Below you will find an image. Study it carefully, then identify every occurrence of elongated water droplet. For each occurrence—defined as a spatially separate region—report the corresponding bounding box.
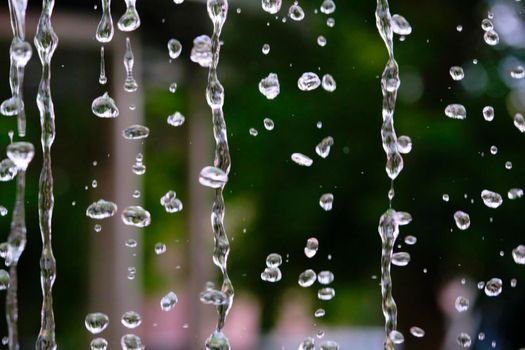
[392,252,410,266]
[318,287,335,301]
[92,92,119,118]
[484,278,502,297]
[0,270,10,290]
[455,296,469,312]
[259,73,280,99]
[298,72,321,91]
[160,190,183,213]
[483,106,494,121]
[120,334,144,350]
[190,35,212,67]
[514,113,525,132]
[123,125,149,140]
[391,14,412,35]
[319,193,334,211]
[316,136,334,158]
[511,66,525,79]
[410,326,425,338]
[160,291,178,311]
[288,4,305,21]
[454,211,470,230]
[261,0,282,14]
[199,166,228,188]
[298,269,316,287]
[167,38,182,59]
[449,66,465,81]
[304,238,319,258]
[445,104,467,120]
[86,200,118,219]
[7,141,34,171]
[121,311,141,329]
[167,112,185,127]
[96,0,114,43]
[318,270,334,285]
[123,38,138,92]
[91,337,108,350]
[481,189,503,208]
[291,153,313,166]
[117,0,141,32]
[512,245,525,264]
[321,74,336,92]
[121,206,151,227]
[99,46,107,85]
[85,313,109,334]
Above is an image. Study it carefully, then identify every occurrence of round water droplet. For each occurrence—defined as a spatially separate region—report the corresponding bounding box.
[160,191,183,213]
[262,43,270,55]
[266,253,282,267]
[0,269,9,290]
[327,17,335,27]
[304,237,319,258]
[320,0,336,14]
[511,66,525,79]
[85,313,109,334]
[259,73,280,100]
[483,106,494,121]
[160,291,178,311]
[392,252,411,266]
[410,326,425,338]
[321,74,336,92]
[120,334,144,350]
[455,296,469,312]
[318,287,335,301]
[484,278,502,297]
[92,92,119,118]
[261,0,282,14]
[169,82,178,93]
[397,135,412,154]
[514,113,525,132]
[205,331,231,350]
[121,206,151,227]
[319,193,334,211]
[389,330,405,344]
[454,211,470,230]
[512,245,525,264]
[121,311,141,329]
[314,308,326,317]
[291,153,313,167]
[249,128,258,136]
[317,35,327,47]
[445,104,467,120]
[167,111,185,127]
[318,270,334,285]
[261,267,282,282]
[199,166,228,188]
[404,235,417,245]
[484,29,499,46]
[442,194,450,202]
[481,189,503,208]
[298,72,321,91]
[391,14,412,35]
[125,239,137,248]
[7,142,34,171]
[457,333,472,348]
[86,200,118,220]
[91,337,108,350]
[481,18,493,31]
[288,4,305,21]
[263,118,274,130]
[94,224,102,233]
[298,269,317,287]
[123,125,149,140]
[167,38,182,59]
[0,206,8,217]
[155,242,167,255]
[449,66,465,81]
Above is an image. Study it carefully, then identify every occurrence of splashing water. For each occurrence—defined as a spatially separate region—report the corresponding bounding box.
[199,0,234,348]
[34,1,59,348]
[1,0,32,137]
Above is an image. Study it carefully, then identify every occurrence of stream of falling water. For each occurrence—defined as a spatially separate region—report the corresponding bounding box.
[34,0,58,348]
[201,0,234,348]
[375,0,412,349]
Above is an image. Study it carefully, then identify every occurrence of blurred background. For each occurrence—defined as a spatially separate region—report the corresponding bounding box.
[1,0,525,349]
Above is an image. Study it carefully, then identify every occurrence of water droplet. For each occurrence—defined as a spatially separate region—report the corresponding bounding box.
[91,337,108,350]
[117,0,141,32]
[457,333,472,348]
[121,206,151,227]
[199,166,228,188]
[86,200,118,219]
[315,136,334,158]
[511,66,525,80]
[445,104,467,120]
[261,0,282,14]
[160,190,183,213]
[481,189,503,208]
[321,74,336,92]
[291,153,313,166]
[259,73,280,99]
[190,35,212,67]
[512,245,525,264]
[514,113,525,132]
[261,267,282,282]
[327,17,335,27]
[304,238,319,258]
[508,188,523,200]
[484,278,502,297]
[389,330,405,344]
[0,159,17,182]
[125,239,137,248]
[397,135,412,154]
[320,0,336,14]
[299,337,315,350]
[319,193,334,211]
[317,35,327,47]
[120,334,144,350]
[160,291,178,311]
[288,4,305,21]
[249,128,258,136]
[454,211,471,230]
[123,38,138,92]
[92,92,119,118]
[484,29,499,46]
[167,38,182,59]
[392,252,411,266]
[266,253,282,267]
[167,111,186,127]
[123,125,149,140]
[404,235,417,245]
[391,14,412,35]
[85,313,109,334]
[481,18,494,31]
[263,118,274,130]
[455,296,469,312]
[121,311,141,329]
[155,242,167,255]
[298,269,317,287]
[96,0,114,43]
[94,224,102,232]
[482,106,494,121]
[169,82,178,93]
[262,43,270,55]
[456,25,463,32]
[205,331,231,350]
[410,326,425,338]
[319,340,340,350]
[0,206,8,217]
[442,194,450,202]
[314,308,326,317]
[298,72,321,91]
[7,142,35,171]
[449,66,465,81]
[318,287,335,300]
[318,270,334,285]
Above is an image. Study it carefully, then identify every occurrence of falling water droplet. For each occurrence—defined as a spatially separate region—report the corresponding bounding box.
[512,245,525,264]
[288,4,305,21]
[84,313,109,334]
[318,270,334,285]
[511,66,525,79]
[298,269,317,287]
[261,0,282,14]
[316,137,334,158]
[404,235,417,245]
[205,331,231,350]
[259,73,280,99]
[249,128,258,136]
[457,333,472,348]
[299,337,315,350]
[92,92,119,118]
[455,296,469,312]
[190,35,212,67]
[96,0,114,42]
[298,72,321,91]
[155,243,166,255]
[121,311,141,329]
[7,142,35,171]
[86,200,117,219]
[261,43,270,55]
[397,135,412,154]
[508,188,523,200]
[484,278,502,297]
[169,82,178,93]
[483,106,494,121]
[291,153,313,167]
[318,287,335,300]
[514,113,525,132]
[410,327,425,338]
[160,191,183,213]
[319,193,334,211]
[320,0,336,14]
[0,159,17,182]
[319,340,340,350]
[160,291,178,311]
[392,252,411,266]
[91,337,108,350]
[327,17,335,27]
[481,18,493,31]
[321,74,336,92]
[389,331,405,344]
[199,166,228,188]
[481,190,503,208]
[167,112,186,127]
[117,0,141,32]
[121,206,151,227]
[449,66,465,81]
[200,287,228,305]
[0,206,8,217]
[0,270,10,290]
[317,35,327,47]
[99,46,107,85]
[123,125,149,140]
[167,38,182,59]
[445,104,467,120]
[454,211,470,230]
[304,238,319,258]
[120,334,144,350]
[263,118,274,130]
[483,30,499,46]
[123,38,138,92]
[390,14,412,35]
